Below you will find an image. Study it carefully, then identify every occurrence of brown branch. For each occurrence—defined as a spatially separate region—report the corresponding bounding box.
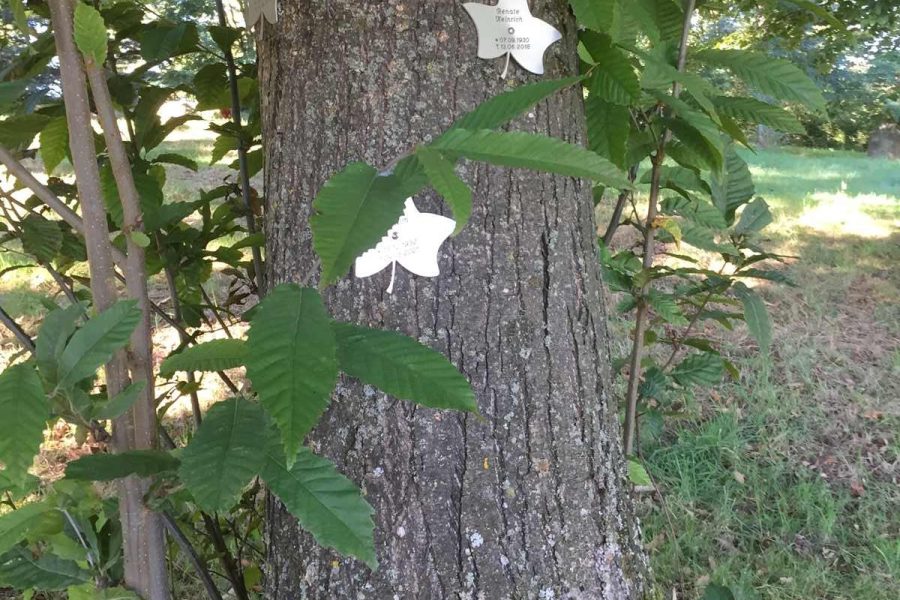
[214,0,265,297]
[161,512,225,600]
[623,0,697,457]
[0,304,34,353]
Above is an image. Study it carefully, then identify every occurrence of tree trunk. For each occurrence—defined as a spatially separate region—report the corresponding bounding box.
[258,1,647,598]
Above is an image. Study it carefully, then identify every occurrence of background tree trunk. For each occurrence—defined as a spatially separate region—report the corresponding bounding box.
[258,1,647,598]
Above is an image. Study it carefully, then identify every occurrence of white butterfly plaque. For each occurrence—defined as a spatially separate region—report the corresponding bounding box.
[355,199,456,293]
[463,0,562,77]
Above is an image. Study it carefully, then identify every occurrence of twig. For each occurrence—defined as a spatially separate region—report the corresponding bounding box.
[161,512,225,600]
[0,304,34,353]
[214,0,265,297]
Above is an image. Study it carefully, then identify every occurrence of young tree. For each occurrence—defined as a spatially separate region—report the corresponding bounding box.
[257,2,646,597]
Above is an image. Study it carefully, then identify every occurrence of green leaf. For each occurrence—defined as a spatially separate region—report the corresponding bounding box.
[646,290,689,326]
[446,76,583,134]
[262,443,376,568]
[0,502,56,556]
[642,166,710,198]
[416,147,472,235]
[661,195,727,229]
[570,0,615,32]
[0,81,27,115]
[207,25,242,53]
[73,4,107,65]
[0,549,89,591]
[160,339,248,377]
[65,450,179,481]
[20,214,63,264]
[333,322,477,413]
[734,197,772,235]
[680,222,739,255]
[0,114,49,151]
[637,0,683,42]
[35,305,83,384]
[433,129,631,188]
[57,300,141,389]
[129,231,151,248]
[93,380,145,420]
[695,50,826,113]
[0,364,47,483]
[140,22,199,63]
[311,161,425,286]
[663,116,724,172]
[733,283,771,352]
[585,96,629,168]
[588,40,640,105]
[67,584,141,600]
[627,458,652,486]
[39,118,69,175]
[671,352,724,387]
[710,145,754,223]
[246,285,338,462]
[712,96,804,134]
[701,583,736,600]
[180,399,267,511]
[152,152,198,171]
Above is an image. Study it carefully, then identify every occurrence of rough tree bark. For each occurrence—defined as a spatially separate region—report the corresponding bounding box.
[258,1,647,598]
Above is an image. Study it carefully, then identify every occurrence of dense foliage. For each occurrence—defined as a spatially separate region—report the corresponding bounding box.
[0,0,850,598]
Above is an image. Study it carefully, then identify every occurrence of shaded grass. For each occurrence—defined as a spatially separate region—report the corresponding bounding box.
[635,148,899,599]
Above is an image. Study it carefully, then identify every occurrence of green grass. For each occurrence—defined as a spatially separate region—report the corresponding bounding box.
[638,148,899,599]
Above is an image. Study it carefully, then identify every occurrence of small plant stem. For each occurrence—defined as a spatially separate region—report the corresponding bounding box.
[603,166,638,245]
[622,0,696,457]
[0,304,34,352]
[661,263,728,371]
[161,512,225,600]
[213,0,266,297]
[199,286,235,339]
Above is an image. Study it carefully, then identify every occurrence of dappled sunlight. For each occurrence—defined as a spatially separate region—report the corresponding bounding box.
[794,191,898,239]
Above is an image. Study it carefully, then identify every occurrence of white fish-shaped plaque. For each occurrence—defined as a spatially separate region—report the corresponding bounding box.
[463,0,562,77]
[355,199,455,293]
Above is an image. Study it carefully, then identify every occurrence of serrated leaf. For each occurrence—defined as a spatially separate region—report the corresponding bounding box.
[733,283,771,351]
[446,76,583,134]
[585,96,629,169]
[680,221,739,255]
[0,549,89,590]
[262,442,376,568]
[152,152,198,171]
[333,322,477,413]
[179,399,267,511]
[433,129,631,188]
[20,214,63,264]
[646,290,689,326]
[712,96,804,134]
[35,305,83,384]
[311,161,425,285]
[0,114,49,151]
[588,43,640,106]
[129,231,150,248]
[65,450,179,481]
[140,22,199,63]
[73,4,107,65]
[245,285,338,461]
[734,197,772,235]
[642,166,710,198]
[92,380,145,420]
[627,458,652,486]
[417,147,472,235]
[710,145,754,223]
[160,339,247,377]
[695,50,826,113]
[0,81,27,115]
[671,352,724,386]
[56,300,141,389]
[663,116,724,172]
[39,118,68,175]
[661,196,727,229]
[570,0,615,32]
[0,364,47,483]
[0,502,55,556]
